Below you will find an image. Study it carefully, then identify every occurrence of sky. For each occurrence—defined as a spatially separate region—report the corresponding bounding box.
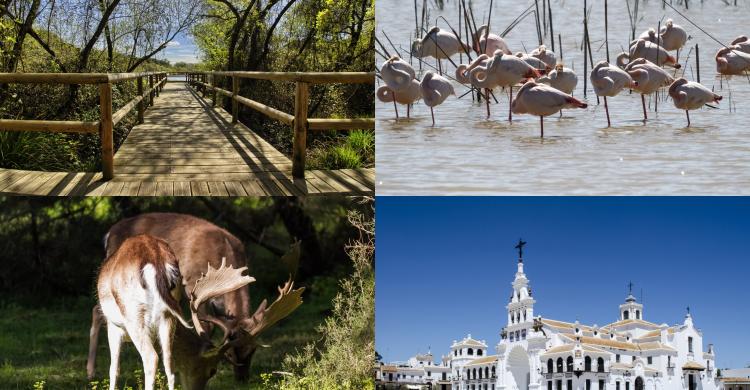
[160,32,200,64]
[375,197,750,369]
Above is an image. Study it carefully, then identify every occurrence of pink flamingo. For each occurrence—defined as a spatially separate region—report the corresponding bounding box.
[590,60,638,127]
[659,19,688,51]
[715,46,750,75]
[473,25,511,55]
[421,71,455,126]
[511,81,587,137]
[412,26,469,75]
[469,50,541,121]
[668,78,722,127]
[377,79,422,118]
[730,36,750,54]
[515,52,551,74]
[379,56,417,118]
[617,40,681,69]
[530,45,557,69]
[625,58,675,120]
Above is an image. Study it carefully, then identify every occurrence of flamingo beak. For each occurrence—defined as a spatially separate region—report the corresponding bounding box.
[630,80,639,88]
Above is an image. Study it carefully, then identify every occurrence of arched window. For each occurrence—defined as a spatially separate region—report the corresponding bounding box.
[468,348,474,356]
[597,357,605,372]
[557,357,564,373]
[485,367,489,378]
[479,368,483,379]
[478,349,484,356]
[636,310,641,320]
[635,377,644,390]
[492,366,496,378]
[454,350,457,356]
[585,356,592,371]
[548,359,554,373]
[567,356,574,372]
[624,311,629,320]
[474,368,477,379]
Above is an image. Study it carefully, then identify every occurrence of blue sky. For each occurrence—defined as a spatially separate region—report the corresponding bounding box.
[375,197,750,369]
[161,32,200,64]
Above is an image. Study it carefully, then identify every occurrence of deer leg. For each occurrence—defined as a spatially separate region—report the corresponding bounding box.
[87,304,105,379]
[106,323,125,390]
[158,317,176,390]
[127,322,159,390]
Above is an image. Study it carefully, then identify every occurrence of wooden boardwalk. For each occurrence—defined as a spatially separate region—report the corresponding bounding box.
[0,82,374,196]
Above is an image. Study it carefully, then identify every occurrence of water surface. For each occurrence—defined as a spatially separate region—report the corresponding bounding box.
[376,0,750,195]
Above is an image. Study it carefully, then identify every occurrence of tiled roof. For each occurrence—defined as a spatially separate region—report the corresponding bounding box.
[465,355,499,366]
[562,334,639,351]
[683,361,706,370]
[722,378,750,383]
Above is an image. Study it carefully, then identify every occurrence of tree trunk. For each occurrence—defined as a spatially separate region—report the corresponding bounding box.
[273,198,323,281]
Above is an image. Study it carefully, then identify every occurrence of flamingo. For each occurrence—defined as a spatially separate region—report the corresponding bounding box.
[379,56,417,118]
[377,79,422,118]
[668,78,722,127]
[659,19,688,51]
[538,63,578,117]
[625,58,675,120]
[469,50,541,121]
[636,28,663,46]
[730,36,750,54]
[715,46,750,75]
[473,25,511,55]
[590,61,638,127]
[455,54,490,84]
[617,40,681,69]
[515,52,551,74]
[412,26,470,74]
[530,45,557,69]
[511,81,587,137]
[421,71,455,126]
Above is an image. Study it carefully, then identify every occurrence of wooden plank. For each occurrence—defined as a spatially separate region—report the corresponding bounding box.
[292,81,308,178]
[224,181,247,196]
[308,118,374,131]
[101,181,126,196]
[240,180,267,196]
[120,181,141,196]
[138,182,157,196]
[191,181,210,196]
[0,119,99,133]
[207,181,228,196]
[326,170,370,193]
[173,182,192,196]
[35,172,70,195]
[310,170,351,193]
[340,168,375,188]
[156,182,174,196]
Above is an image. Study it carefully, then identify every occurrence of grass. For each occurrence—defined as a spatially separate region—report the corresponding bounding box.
[0,275,340,390]
[307,130,374,170]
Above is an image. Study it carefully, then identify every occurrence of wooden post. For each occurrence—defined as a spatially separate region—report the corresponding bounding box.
[291,81,309,179]
[99,83,114,180]
[149,75,154,106]
[156,75,160,97]
[232,76,239,123]
[137,76,144,124]
[212,74,217,107]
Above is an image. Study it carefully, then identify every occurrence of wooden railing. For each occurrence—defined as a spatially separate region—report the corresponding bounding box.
[186,71,375,178]
[0,71,167,180]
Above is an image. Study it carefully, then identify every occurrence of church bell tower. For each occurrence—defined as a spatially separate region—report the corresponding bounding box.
[504,239,536,343]
[619,282,644,321]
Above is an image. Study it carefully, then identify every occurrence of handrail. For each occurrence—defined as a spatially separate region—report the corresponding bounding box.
[0,71,167,180]
[187,70,375,178]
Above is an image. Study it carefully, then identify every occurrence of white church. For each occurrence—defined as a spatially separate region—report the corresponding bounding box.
[377,241,719,390]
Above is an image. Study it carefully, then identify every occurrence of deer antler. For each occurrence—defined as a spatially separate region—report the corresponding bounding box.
[189,257,255,336]
[239,278,305,339]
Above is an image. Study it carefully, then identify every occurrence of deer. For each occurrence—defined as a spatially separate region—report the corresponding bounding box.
[97,234,304,390]
[88,213,259,381]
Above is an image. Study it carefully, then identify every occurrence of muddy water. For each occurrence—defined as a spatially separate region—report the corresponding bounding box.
[376,0,750,195]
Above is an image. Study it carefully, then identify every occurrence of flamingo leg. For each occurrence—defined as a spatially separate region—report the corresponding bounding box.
[604,96,611,127]
[393,94,399,119]
[485,88,491,119]
[438,59,443,76]
[407,104,410,119]
[508,87,513,122]
[686,110,690,127]
[431,107,435,126]
[641,94,647,121]
[540,116,544,138]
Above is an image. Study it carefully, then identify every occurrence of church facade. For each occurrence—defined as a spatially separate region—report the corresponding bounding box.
[378,243,720,390]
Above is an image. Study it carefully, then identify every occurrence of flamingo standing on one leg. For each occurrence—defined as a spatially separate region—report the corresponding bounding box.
[730,36,750,54]
[456,54,493,117]
[469,50,541,121]
[379,56,417,118]
[511,81,588,137]
[668,78,722,127]
[625,58,675,121]
[377,79,422,118]
[473,25,511,55]
[530,45,557,69]
[420,71,455,126]
[590,61,638,127]
[412,26,470,75]
[515,52,551,75]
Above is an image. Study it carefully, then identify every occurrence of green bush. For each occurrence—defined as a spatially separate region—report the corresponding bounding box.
[323,145,362,169]
[345,130,374,157]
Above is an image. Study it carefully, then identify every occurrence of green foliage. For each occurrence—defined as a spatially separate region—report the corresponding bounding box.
[279,206,375,389]
[307,130,374,170]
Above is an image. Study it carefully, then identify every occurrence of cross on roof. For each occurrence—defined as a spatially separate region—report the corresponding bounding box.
[628,281,634,295]
[515,238,527,261]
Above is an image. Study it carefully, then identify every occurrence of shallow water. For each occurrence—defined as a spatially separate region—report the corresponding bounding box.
[376,0,750,195]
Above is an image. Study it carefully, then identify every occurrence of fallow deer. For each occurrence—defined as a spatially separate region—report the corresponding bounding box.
[88,213,255,381]
[97,234,304,390]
